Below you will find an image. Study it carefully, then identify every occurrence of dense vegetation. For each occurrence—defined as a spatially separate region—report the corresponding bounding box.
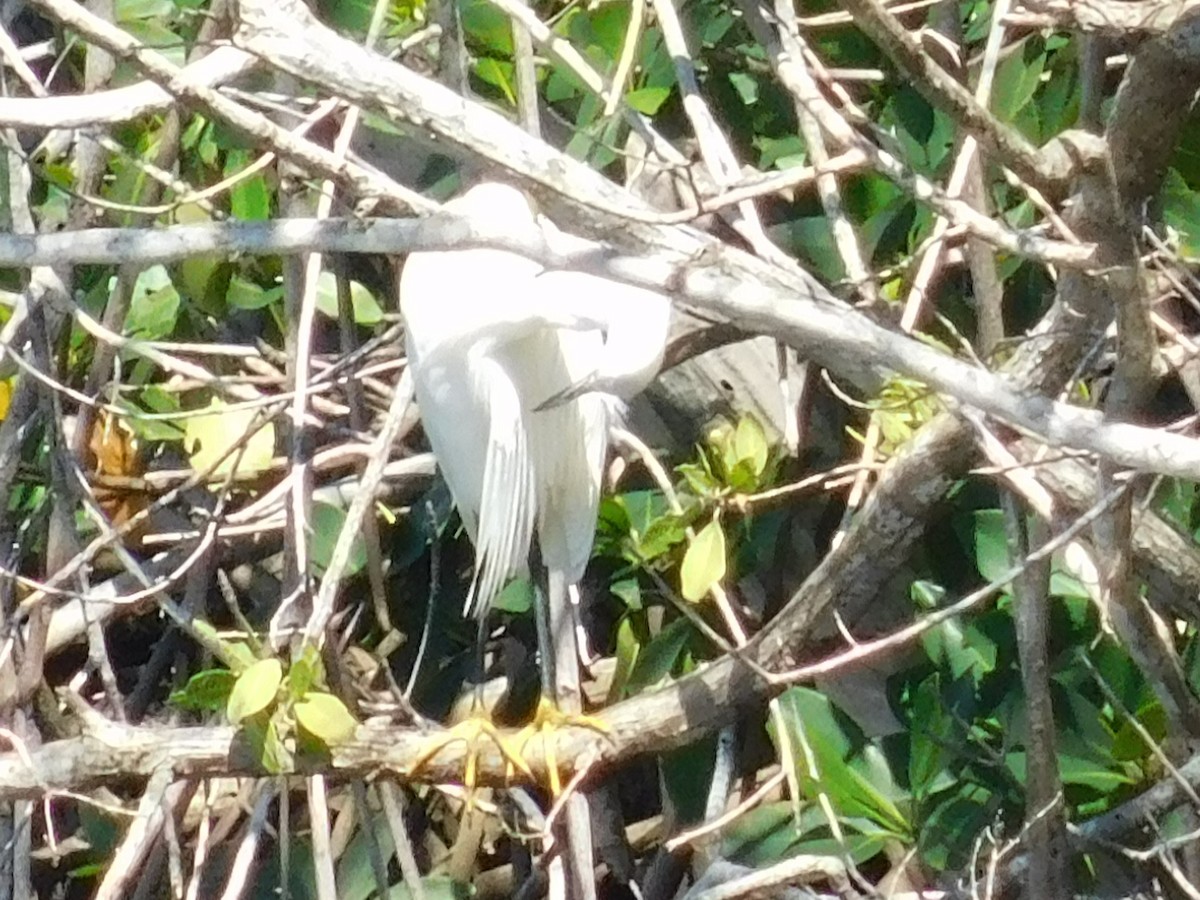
[2,0,1200,897]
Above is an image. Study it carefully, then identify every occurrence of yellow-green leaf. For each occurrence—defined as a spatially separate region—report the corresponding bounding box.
[226,658,283,724]
[184,397,276,477]
[294,692,358,745]
[681,518,727,602]
[734,415,769,478]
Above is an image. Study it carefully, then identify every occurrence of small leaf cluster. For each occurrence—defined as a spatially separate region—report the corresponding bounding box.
[595,415,779,699]
[173,644,358,773]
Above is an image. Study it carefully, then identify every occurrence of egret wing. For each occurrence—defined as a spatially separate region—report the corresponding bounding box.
[463,350,538,617]
[506,328,609,584]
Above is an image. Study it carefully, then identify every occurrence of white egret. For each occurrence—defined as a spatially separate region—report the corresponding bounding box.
[401,182,670,622]
[400,181,669,898]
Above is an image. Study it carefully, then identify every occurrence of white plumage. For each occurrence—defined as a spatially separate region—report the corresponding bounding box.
[399,182,670,617]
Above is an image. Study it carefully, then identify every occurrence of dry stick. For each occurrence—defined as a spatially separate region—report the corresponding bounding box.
[834,0,1014,548]
[1002,495,1071,897]
[1011,0,1200,38]
[509,0,541,138]
[10,214,1200,486]
[308,776,338,900]
[292,0,394,652]
[0,44,256,128]
[771,4,874,299]
[304,370,416,643]
[957,10,1066,896]
[379,783,428,900]
[24,0,433,214]
[93,768,190,900]
[603,0,644,115]
[217,783,277,900]
[0,490,1141,800]
[836,0,1063,195]
[237,0,1093,266]
[654,0,815,455]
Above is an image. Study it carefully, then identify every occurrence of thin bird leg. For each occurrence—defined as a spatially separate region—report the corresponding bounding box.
[522,562,608,899]
[406,609,535,790]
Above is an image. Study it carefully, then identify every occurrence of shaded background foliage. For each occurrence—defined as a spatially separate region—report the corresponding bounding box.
[2,0,1200,897]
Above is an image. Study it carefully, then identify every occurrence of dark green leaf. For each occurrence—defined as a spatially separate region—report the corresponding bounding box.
[169,669,236,712]
[626,617,693,691]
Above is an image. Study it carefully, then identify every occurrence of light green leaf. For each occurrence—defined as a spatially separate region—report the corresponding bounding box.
[493,577,535,614]
[314,271,384,326]
[733,415,769,479]
[287,645,324,699]
[728,71,759,105]
[124,265,180,341]
[244,716,291,773]
[294,692,358,745]
[310,502,368,577]
[226,658,283,724]
[608,615,641,702]
[609,578,642,611]
[227,275,282,311]
[625,87,671,115]
[681,518,726,601]
[184,398,277,476]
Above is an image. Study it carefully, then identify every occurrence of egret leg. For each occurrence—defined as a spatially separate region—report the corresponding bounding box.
[407,614,534,790]
[530,565,600,900]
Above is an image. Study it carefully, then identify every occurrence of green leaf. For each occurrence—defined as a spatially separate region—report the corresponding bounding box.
[243,716,292,773]
[224,151,271,221]
[733,415,769,479]
[677,462,719,498]
[625,87,671,115]
[169,669,236,712]
[309,502,368,577]
[990,38,1046,124]
[638,513,689,561]
[294,692,358,745]
[728,72,759,105]
[287,645,324,699]
[609,578,642,611]
[124,265,180,341]
[129,385,185,442]
[116,0,174,19]
[493,577,535,614]
[227,275,283,311]
[184,397,277,476]
[608,614,641,701]
[474,58,516,105]
[772,688,911,838]
[626,617,692,692]
[314,271,384,326]
[226,657,283,724]
[681,518,726,601]
[972,509,1008,583]
[1163,169,1200,260]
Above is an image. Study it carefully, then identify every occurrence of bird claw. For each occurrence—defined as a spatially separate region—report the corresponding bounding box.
[515,696,611,796]
[408,715,536,797]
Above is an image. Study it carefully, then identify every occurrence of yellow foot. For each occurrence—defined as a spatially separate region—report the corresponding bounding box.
[516,696,610,795]
[408,714,535,794]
